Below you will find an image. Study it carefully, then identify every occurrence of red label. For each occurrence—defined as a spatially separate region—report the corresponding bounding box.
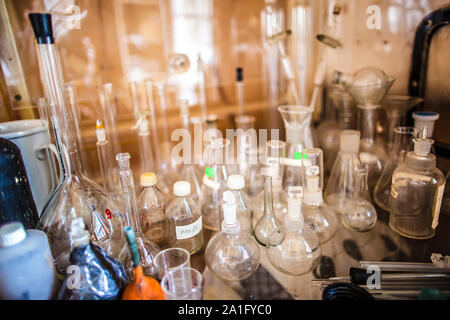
[105,209,112,219]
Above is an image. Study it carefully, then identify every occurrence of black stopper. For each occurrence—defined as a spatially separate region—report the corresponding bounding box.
[236,67,243,82]
[28,13,54,44]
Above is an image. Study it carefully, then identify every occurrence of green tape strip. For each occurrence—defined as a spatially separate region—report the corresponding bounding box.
[205,166,215,178]
[293,152,308,160]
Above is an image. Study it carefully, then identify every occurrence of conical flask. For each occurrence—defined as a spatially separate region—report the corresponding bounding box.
[324,130,362,215]
[266,186,322,275]
[301,148,338,244]
[200,138,230,231]
[116,153,161,278]
[277,105,313,190]
[29,13,126,274]
[374,127,418,211]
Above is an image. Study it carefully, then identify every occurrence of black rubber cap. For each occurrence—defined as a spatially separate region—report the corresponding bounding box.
[236,67,243,82]
[28,13,54,44]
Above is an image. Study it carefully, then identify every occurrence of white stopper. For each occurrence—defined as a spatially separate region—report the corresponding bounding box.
[413,112,439,138]
[340,130,360,153]
[70,217,90,247]
[0,222,26,247]
[227,174,245,190]
[222,191,237,225]
[414,127,434,156]
[287,186,304,224]
[305,165,320,192]
[174,181,191,197]
[139,117,149,134]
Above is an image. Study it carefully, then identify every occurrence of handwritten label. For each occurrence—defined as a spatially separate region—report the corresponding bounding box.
[176,217,202,240]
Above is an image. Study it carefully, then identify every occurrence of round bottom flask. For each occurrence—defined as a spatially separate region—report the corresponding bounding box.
[303,204,337,244]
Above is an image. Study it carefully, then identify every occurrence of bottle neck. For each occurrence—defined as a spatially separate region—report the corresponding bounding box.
[338,107,354,130]
[358,108,377,144]
[263,176,275,218]
[119,169,143,234]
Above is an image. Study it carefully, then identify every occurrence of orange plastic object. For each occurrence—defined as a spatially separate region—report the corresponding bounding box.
[122,266,165,300]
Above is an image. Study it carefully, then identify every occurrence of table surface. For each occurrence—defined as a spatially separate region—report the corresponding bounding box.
[190,206,450,300]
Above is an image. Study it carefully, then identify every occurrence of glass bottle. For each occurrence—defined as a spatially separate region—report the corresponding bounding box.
[278,105,313,190]
[29,13,126,274]
[200,138,229,231]
[220,175,253,235]
[389,128,446,239]
[116,153,161,278]
[244,147,264,197]
[205,191,260,282]
[266,186,322,275]
[96,120,120,196]
[301,148,337,244]
[166,181,204,255]
[254,175,282,246]
[138,172,169,248]
[324,130,362,215]
[374,127,418,211]
[340,166,377,232]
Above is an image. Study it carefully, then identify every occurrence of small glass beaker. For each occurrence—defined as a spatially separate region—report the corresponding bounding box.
[161,267,203,300]
[154,247,191,280]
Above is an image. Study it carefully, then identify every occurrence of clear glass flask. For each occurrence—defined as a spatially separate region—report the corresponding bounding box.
[220,175,253,235]
[200,138,230,231]
[254,175,282,246]
[389,128,446,239]
[205,191,260,282]
[96,120,120,196]
[301,148,338,244]
[374,127,418,211]
[166,181,204,255]
[266,186,322,275]
[324,130,362,215]
[138,172,169,248]
[116,153,161,278]
[278,105,313,190]
[339,166,377,232]
[29,13,126,274]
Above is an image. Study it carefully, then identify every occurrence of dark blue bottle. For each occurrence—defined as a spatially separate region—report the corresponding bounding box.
[0,137,39,228]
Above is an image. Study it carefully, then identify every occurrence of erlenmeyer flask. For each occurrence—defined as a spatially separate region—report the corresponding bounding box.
[200,138,230,231]
[340,166,377,232]
[301,148,337,244]
[374,127,418,211]
[324,130,361,215]
[278,105,313,190]
[116,153,161,278]
[29,13,126,274]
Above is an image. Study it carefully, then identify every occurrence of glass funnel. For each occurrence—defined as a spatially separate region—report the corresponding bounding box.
[29,13,126,274]
[266,186,322,275]
[374,127,418,211]
[116,153,161,278]
[277,105,313,190]
[205,191,260,282]
[382,95,423,152]
[200,138,230,231]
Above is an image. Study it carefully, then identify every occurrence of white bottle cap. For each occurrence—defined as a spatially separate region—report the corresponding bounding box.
[413,111,439,138]
[227,174,245,190]
[340,130,360,153]
[141,172,157,186]
[70,217,90,247]
[222,191,237,225]
[174,181,191,197]
[0,222,26,247]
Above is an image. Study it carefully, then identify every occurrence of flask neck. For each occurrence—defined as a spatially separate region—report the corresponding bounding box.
[358,108,377,144]
[119,168,143,234]
[263,176,275,218]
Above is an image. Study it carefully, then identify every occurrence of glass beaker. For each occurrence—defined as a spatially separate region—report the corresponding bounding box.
[374,127,418,211]
[154,247,191,281]
[278,105,313,190]
[161,267,203,300]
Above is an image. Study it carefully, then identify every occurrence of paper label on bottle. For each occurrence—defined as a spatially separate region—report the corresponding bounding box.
[92,209,107,241]
[203,175,220,190]
[432,183,445,229]
[176,217,202,240]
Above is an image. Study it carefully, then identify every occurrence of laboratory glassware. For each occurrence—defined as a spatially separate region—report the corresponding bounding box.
[220,175,253,235]
[137,172,169,248]
[301,148,337,244]
[122,226,165,300]
[412,111,440,138]
[99,83,121,159]
[205,191,260,282]
[253,140,287,223]
[200,138,230,231]
[154,247,191,280]
[144,80,163,173]
[244,147,264,197]
[116,153,161,278]
[236,67,245,115]
[278,105,313,190]
[96,120,120,196]
[166,181,203,255]
[254,174,282,246]
[339,165,377,232]
[137,116,155,174]
[389,128,446,239]
[266,186,322,275]
[29,13,126,274]
[161,267,203,300]
[235,114,257,179]
[332,66,395,188]
[324,130,362,215]
[374,127,418,211]
[0,222,58,300]
[196,53,208,120]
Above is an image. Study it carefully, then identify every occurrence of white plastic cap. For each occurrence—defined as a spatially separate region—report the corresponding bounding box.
[413,111,439,138]
[0,222,26,247]
[70,217,90,247]
[340,130,360,153]
[174,181,191,197]
[141,172,157,186]
[222,191,237,225]
[227,174,245,190]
